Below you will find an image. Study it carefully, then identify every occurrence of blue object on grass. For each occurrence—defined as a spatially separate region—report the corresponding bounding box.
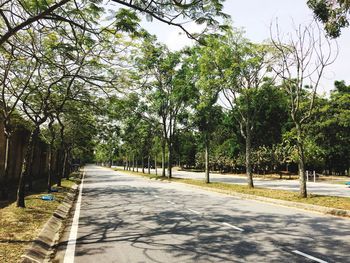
[41,195,54,201]
[345,182,350,185]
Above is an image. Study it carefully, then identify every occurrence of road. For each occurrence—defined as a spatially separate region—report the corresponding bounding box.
[54,165,350,262]
[113,166,350,198]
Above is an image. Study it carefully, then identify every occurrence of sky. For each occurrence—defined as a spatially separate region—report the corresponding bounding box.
[141,0,350,95]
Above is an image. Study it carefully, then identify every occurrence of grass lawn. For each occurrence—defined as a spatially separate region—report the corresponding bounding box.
[113,168,350,212]
[0,173,80,263]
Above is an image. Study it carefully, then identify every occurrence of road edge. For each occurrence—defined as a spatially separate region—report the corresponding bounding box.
[178,182,350,218]
[112,168,350,219]
[20,184,79,263]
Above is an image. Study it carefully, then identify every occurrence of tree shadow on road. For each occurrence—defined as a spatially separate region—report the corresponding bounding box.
[56,172,350,263]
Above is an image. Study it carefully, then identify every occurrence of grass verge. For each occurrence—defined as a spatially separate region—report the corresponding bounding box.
[113,168,350,212]
[0,173,80,263]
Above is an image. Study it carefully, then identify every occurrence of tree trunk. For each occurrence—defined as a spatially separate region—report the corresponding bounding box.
[296,124,307,197]
[142,158,145,174]
[132,154,135,172]
[47,144,53,193]
[161,140,166,177]
[65,149,71,179]
[155,156,157,176]
[55,150,60,185]
[148,155,151,174]
[38,147,43,179]
[246,121,254,188]
[26,145,35,191]
[27,129,39,191]
[47,121,56,193]
[168,143,172,178]
[205,139,210,183]
[60,149,68,186]
[16,131,36,207]
[1,129,11,200]
[136,159,138,172]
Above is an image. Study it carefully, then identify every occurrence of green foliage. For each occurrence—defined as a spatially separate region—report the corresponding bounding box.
[173,130,198,168]
[3,0,347,179]
[250,82,290,147]
[22,0,55,12]
[62,100,98,162]
[308,0,350,37]
[114,9,140,34]
[309,81,350,173]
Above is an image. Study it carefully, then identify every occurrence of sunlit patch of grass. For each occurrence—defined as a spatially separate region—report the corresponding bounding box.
[113,168,350,212]
[66,172,82,185]
[0,176,78,263]
[174,179,350,211]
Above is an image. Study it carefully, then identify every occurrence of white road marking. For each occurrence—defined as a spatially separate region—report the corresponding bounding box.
[187,208,201,215]
[292,250,328,263]
[222,222,244,232]
[167,201,176,205]
[63,172,85,263]
[154,195,159,198]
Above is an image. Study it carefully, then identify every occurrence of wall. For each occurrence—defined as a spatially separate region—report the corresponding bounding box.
[0,120,49,185]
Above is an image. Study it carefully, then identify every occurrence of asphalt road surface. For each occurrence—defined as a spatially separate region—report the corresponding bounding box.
[113,166,350,198]
[54,165,350,263]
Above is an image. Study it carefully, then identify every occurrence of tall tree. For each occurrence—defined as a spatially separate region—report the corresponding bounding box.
[14,17,122,207]
[192,43,223,183]
[0,35,38,199]
[199,29,273,188]
[270,22,337,197]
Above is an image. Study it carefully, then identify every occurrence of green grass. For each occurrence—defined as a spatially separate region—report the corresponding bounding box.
[114,168,350,212]
[0,175,79,263]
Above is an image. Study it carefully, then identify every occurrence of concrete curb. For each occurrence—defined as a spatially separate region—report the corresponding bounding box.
[21,185,79,263]
[112,168,350,219]
[178,183,350,218]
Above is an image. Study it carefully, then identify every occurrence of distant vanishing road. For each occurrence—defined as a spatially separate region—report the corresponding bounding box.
[54,165,350,263]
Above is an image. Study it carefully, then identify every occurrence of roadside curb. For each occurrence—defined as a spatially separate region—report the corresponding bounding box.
[178,183,350,218]
[20,185,79,263]
[112,168,350,219]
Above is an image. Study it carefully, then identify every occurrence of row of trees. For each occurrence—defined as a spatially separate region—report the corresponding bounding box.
[95,22,347,198]
[0,16,103,206]
[100,78,349,176]
[0,0,232,207]
[0,1,152,207]
[0,0,348,206]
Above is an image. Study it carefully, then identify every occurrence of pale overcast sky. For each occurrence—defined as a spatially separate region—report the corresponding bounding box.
[141,0,350,95]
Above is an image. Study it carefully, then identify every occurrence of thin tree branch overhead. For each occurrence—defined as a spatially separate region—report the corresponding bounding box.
[0,0,227,47]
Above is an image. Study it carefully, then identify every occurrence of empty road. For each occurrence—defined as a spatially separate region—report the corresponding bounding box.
[55,165,350,262]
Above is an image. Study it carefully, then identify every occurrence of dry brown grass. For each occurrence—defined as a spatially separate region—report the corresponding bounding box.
[0,177,78,263]
[176,179,350,211]
[114,168,350,211]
